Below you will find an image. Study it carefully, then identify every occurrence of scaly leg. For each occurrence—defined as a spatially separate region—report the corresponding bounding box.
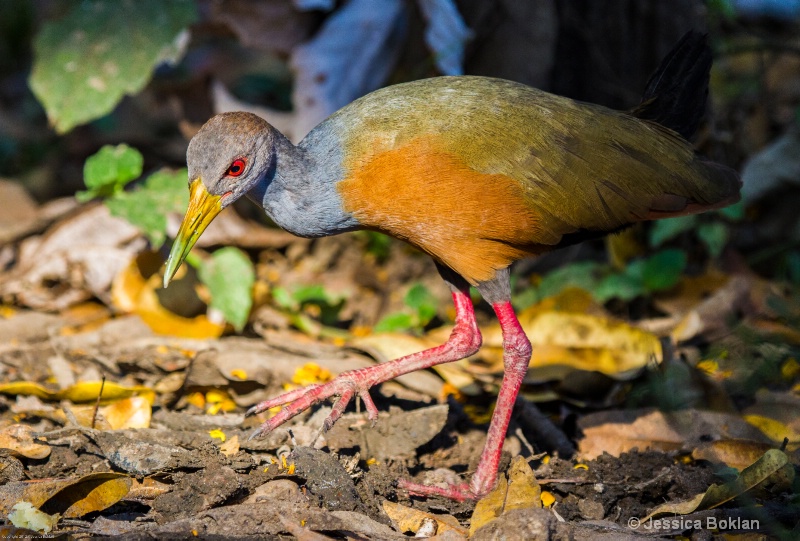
[246,287,481,438]
[399,299,532,501]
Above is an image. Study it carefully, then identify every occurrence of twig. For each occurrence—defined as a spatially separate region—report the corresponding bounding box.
[91,376,106,429]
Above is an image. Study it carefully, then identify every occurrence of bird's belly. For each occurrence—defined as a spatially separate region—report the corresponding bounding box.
[337,138,544,283]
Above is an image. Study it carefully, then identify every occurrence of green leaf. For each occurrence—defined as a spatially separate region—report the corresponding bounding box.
[642,249,687,292]
[594,271,646,303]
[271,287,295,311]
[648,215,697,248]
[404,283,437,325]
[718,200,745,221]
[374,312,414,333]
[198,247,255,332]
[78,144,143,201]
[29,0,196,134]
[292,284,332,305]
[697,222,729,258]
[105,168,188,248]
[537,261,603,301]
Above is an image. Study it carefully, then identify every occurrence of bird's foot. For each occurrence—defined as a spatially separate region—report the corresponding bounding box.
[245,368,381,439]
[397,479,480,502]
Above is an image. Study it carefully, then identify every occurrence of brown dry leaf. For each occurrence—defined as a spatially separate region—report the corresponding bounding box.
[644,449,790,520]
[381,500,467,538]
[0,204,142,311]
[670,275,751,343]
[0,472,132,517]
[127,477,171,500]
[111,257,224,339]
[0,380,155,404]
[578,409,771,459]
[692,440,775,470]
[0,424,51,459]
[101,396,152,430]
[470,456,541,535]
[219,434,240,456]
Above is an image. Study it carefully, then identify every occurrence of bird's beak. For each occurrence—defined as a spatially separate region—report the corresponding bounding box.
[163,178,222,287]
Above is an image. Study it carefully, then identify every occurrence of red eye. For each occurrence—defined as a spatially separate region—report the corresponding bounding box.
[226,159,246,177]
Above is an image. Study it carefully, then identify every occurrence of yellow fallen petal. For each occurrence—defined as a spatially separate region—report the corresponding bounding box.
[208,429,226,442]
[541,491,556,507]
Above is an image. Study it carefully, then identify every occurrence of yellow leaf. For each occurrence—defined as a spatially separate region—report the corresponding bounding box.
[0,381,154,405]
[101,396,151,429]
[230,369,247,380]
[0,472,131,517]
[470,456,541,535]
[208,429,226,442]
[111,256,224,339]
[382,501,467,537]
[644,449,789,520]
[744,414,800,444]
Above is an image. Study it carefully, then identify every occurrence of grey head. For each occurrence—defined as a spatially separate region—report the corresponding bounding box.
[187,111,278,208]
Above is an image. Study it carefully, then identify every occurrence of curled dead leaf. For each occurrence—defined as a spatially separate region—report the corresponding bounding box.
[0,424,51,459]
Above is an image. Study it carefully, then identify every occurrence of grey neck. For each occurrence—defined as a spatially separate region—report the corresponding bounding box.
[247,130,360,238]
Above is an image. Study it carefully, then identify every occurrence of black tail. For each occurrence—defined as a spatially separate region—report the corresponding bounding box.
[630,31,712,140]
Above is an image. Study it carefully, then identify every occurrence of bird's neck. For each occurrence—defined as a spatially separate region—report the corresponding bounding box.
[247,129,360,238]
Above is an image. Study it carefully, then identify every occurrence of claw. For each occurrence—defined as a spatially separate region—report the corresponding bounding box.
[359,390,379,425]
[323,388,354,432]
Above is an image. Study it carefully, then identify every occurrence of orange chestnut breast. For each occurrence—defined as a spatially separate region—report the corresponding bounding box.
[337,136,543,284]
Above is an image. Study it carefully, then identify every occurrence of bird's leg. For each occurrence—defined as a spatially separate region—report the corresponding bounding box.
[246,285,481,438]
[399,298,532,501]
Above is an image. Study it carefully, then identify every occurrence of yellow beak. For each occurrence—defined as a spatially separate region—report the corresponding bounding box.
[163,178,222,287]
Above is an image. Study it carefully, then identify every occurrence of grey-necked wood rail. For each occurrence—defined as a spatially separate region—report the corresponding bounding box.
[163,32,740,501]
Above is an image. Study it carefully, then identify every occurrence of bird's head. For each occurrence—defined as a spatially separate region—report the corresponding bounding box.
[163,112,276,287]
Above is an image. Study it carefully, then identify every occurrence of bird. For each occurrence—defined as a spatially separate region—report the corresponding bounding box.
[163,31,740,501]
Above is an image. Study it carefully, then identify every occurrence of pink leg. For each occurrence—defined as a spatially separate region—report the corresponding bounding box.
[246,289,481,438]
[399,300,532,501]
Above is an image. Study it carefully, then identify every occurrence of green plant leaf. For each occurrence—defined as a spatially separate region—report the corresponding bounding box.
[404,283,437,325]
[648,215,697,248]
[374,312,414,333]
[198,247,255,332]
[642,249,687,292]
[78,144,143,201]
[292,284,331,305]
[105,168,188,248]
[594,271,646,303]
[718,200,745,221]
[697,222,729,258]
[29,0,196,134]
[537,261,603,301]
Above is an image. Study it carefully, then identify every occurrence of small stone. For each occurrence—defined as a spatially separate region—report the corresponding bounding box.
[578,498,605,520]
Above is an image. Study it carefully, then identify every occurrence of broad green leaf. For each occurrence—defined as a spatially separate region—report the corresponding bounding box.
[78,144,143,201]
[648,215,697,247]
[697,222,729,258]
[404,283,437,324]
[374,312,414,333]
[29,0,196,133]
[105,168,188,248]
[537,261,603,301]
[198,247,255,332]
[642,249,686,291]
[292,284,332,305]
[594,271,646,303]
[718,200,745,221]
